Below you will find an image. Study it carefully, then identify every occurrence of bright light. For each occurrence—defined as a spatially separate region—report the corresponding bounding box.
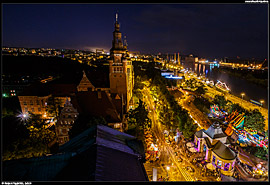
[17,112,30,122]
[166,166,170,171]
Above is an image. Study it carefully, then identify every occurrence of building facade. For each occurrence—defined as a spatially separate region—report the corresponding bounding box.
[108,13,133,113]
[194,122,237,176]
[18,95,67,118]
[55,98,79,145]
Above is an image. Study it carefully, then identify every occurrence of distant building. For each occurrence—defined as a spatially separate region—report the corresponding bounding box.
[3,124,148,181]
[2,84,30,98]
[194,122,237,176]
[183,54,198,63]
[18,83,76,117]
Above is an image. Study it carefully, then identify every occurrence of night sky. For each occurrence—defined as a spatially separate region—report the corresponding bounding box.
[2,3,268,59]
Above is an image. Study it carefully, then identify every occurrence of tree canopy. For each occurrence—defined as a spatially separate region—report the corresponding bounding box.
[245,109,265,133]
[69,114,107,139]
[3,113,56,161]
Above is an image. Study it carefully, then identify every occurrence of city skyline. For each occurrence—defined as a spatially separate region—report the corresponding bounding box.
[2,3,268,59]
[2,3,268,182]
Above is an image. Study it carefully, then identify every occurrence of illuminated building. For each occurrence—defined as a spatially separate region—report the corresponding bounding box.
[108,12,133,112]
[194,122,237,176]
[77,70,97,92]
[18,83,75,117]
[184,54,198,63]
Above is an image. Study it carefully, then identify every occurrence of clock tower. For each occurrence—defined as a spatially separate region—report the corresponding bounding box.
[109,12,133,113]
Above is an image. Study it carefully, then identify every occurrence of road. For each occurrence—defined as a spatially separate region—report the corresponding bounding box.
[142,86,195,181]
[142,85,220,181]
[177,89,211,130]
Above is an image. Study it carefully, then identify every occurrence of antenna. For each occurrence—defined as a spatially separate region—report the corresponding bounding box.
[116,11,118,22]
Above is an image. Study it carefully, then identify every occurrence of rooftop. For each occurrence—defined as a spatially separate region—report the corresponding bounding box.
[3,124,148,181]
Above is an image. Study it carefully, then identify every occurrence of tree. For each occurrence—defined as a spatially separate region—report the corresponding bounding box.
[128,99,149,130]
[2,113,56,161]
[245,109,265,133]
[194,96,211,114]
[69,114,107,139]
[194,85,206,95]
[227,103,246,114]
[213,95,227,110]
[2,115,29,152]
[245,146,268,161]
[182,118,198,139]
[46,96,63,119]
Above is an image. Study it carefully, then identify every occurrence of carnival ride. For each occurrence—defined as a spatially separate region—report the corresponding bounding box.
[210,104,227,118]
[224,111,268,149]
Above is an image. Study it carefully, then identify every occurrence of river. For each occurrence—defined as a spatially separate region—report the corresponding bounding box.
[181,62,268,109]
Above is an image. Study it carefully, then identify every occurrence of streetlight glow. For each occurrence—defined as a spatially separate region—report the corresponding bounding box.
[241,93,245,106]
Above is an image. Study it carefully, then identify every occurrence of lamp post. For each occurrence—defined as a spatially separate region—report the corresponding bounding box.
[241,93,245,106]
[17,112,29,124]
[166,166,170,179]
[260,100,264,111]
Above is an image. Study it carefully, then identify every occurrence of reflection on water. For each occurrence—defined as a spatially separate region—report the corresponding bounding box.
[182,62,268,109]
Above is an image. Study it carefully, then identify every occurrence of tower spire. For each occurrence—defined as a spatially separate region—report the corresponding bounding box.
[116,12,118,22]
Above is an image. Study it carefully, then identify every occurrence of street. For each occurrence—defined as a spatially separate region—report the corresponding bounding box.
[142,85,218,181]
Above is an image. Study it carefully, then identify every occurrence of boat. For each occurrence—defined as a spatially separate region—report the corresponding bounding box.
[250,99,262,106]
[215,80,230,92]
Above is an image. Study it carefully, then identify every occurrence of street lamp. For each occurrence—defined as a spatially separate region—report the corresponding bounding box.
[166,166,170,178]
[241,93,245,106]
[260,100,264,111]
[17,111,30,124]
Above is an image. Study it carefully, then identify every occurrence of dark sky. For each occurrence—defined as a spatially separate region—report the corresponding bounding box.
[2,3,268,59]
